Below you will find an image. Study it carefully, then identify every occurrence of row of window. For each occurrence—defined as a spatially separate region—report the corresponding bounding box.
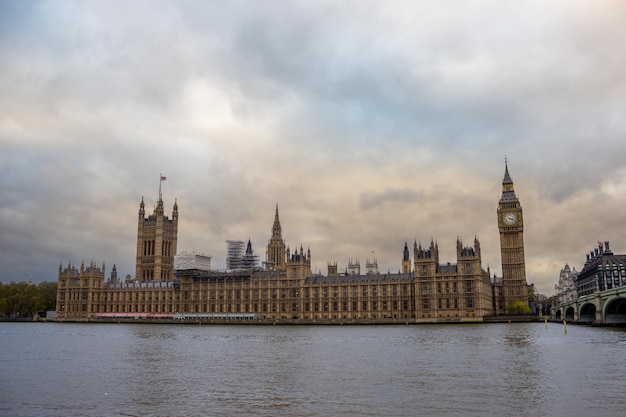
[304,285,410,297]
[304,301,411,312]
[422,298,474,310]
[70,296,476,314]
[421,281,474,293]
[140,239,174,257]
[62,280,480,303]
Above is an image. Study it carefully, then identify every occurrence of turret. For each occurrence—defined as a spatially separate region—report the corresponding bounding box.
[155,196,164,217]
[402,242,411,274]
[414,239,438,276]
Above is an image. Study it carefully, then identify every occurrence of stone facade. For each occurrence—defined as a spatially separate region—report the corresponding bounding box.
[56,164,527,322]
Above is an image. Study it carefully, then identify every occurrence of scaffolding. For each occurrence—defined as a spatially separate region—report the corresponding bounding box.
[226,240,245,270]
[226,240,259,271]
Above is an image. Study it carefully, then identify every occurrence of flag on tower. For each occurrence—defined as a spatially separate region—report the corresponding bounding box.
[161,175,167,181]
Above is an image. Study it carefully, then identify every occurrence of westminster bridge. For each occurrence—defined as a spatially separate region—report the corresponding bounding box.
[554,286,626,325]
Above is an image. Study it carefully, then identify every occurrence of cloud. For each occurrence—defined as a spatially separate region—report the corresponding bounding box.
[1,0,626,295]
[359,188,425,210]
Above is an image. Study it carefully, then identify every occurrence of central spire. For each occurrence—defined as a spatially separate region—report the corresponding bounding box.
[272,203,282,238]
[267,203,287,270]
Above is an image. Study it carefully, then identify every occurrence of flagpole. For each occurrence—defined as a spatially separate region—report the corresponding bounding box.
[158,174,167,201]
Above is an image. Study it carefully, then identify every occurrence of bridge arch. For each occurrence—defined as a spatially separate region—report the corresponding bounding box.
[555,309,562,320]
[564,306,575,322]
[579,302,596,323]
[603,296,626,325]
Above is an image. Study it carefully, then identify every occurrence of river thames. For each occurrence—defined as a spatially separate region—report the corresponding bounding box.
[0,322,624,417]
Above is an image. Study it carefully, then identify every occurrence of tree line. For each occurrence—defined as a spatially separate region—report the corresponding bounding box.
[0,281,57,318]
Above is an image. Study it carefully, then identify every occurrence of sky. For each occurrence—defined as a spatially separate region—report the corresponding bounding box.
[1,0,625,295]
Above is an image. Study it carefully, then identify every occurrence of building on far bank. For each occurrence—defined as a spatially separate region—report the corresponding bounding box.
[554,263,578,305]
[56,163,528,322]
[551,241,626,325]
[575,241,626,296]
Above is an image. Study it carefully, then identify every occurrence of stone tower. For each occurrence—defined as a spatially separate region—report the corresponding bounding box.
[286,244,312,280]
[135,195,178,281]
[414,239,439,277]
[266,204,287,270]
[56,260,105,319]
[497,160,528,307]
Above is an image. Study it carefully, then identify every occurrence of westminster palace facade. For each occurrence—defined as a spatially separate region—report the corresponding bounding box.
[56,164,528,322]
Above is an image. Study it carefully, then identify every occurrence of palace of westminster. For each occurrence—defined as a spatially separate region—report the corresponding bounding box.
[56,164,529,322]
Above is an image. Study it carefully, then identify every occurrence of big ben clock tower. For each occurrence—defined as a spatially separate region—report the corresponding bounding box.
[497,160,528,307]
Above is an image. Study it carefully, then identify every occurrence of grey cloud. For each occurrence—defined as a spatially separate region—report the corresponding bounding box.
[2,1,626,295]
[359,188,425,210]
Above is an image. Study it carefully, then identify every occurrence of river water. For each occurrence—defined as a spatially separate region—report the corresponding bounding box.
[0,322,624,417]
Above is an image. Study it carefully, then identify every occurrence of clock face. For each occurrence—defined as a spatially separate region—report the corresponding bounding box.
[503,212,518,225]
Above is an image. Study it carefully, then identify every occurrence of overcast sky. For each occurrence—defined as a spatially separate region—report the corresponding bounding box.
[1,0,625,295]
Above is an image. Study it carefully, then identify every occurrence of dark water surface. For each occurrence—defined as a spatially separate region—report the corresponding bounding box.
[0,322,624,416]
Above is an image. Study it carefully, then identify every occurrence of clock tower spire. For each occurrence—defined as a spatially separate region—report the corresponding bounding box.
[497,159,528,310]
